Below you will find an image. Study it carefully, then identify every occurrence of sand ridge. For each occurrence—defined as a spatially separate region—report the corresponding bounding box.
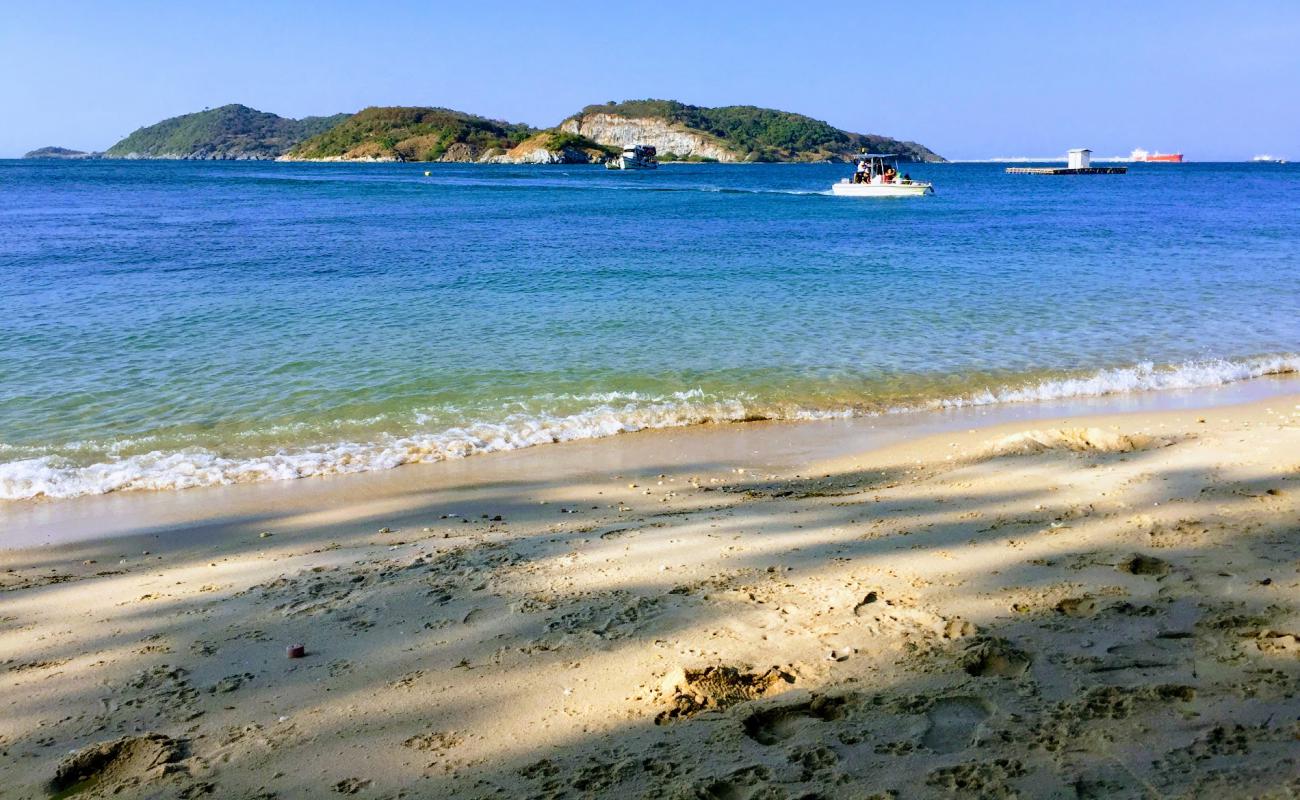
[1,399,1298,798]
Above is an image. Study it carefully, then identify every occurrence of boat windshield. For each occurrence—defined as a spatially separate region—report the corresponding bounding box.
[850,155,903,184]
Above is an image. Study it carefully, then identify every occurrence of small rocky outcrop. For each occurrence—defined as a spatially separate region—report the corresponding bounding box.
[23,146,101,159]
[483,132,611,165]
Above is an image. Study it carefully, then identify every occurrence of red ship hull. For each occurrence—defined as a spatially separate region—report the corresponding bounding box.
[1137,153,1184,162]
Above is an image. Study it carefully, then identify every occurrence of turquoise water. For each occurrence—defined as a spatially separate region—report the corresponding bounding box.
[2,160,1298,499]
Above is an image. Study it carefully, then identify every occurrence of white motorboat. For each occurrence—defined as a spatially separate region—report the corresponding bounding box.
[606,144,658,170]
[830,154,933,197]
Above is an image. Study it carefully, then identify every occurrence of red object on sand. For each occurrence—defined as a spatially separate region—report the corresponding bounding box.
[287,644,306,658]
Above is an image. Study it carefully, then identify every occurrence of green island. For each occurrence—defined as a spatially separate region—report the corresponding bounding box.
[22,146,100,159]
[34,100,943,163]
[286,107,535,162]
[104,104,349,160]
[567,99,943,163]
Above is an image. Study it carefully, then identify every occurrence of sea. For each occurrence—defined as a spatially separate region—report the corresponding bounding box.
[2,159,1298,501]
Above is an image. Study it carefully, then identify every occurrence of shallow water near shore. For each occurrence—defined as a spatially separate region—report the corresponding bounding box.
[8,373,1300,551]
[2,160,1298,500]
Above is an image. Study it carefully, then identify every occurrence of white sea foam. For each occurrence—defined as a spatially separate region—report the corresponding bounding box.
[2,355,1296,502]
[923,355,1300,410]
[0,397,759,501]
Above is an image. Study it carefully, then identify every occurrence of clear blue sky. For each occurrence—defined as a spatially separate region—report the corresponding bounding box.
[2,0,1297,160]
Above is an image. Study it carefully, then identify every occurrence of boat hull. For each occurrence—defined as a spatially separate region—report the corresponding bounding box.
[606,156,657,170]
[830,181,932,197]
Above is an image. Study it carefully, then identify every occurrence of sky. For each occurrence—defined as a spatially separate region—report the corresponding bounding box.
[2,0,1297,160]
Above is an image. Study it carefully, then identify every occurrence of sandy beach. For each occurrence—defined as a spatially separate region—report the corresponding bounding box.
[2,388,1299,799]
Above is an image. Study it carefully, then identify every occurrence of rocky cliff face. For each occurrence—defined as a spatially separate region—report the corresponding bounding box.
[559,114,735,161]
[481,132,611,165]
[562,101,943,162]
[437,142,486,162]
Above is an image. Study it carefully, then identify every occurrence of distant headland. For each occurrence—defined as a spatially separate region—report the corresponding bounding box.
[22,146,102,159]
[25,101,944,164]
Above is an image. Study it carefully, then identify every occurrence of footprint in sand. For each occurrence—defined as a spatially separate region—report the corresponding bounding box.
[1117,553,1170,576]
[852,591,880,616]
[961,638,1032,678]
[694,764,773,800]
[48,733,187,796]
[741,694,850,745]
[207,673,254,694]
[921,696,993,754]
[1055,597,1099,617]
[334,777,371,794]
[943,618,977,639]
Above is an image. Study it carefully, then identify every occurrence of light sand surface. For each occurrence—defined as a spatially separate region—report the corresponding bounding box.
[2,392,1299,799]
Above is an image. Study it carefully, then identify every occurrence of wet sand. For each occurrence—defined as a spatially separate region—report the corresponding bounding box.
[2,384,1299,798]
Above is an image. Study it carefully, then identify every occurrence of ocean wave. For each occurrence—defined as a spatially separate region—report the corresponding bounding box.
[0,398,763,501]
[924,355,1300,410]
[2,355,1296,502]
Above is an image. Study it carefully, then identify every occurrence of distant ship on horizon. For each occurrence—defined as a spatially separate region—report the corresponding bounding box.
[1130,148,1184,163]
[1252,154,1287,164]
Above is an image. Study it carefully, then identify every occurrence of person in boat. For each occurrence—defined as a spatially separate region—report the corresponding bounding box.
[902,172,912,184]
[883,166,897,184]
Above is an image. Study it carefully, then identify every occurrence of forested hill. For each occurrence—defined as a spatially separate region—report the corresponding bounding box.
[85,100,940,163]
[104,105,349,160]
[285,107,536,162]
[566,100,943,162]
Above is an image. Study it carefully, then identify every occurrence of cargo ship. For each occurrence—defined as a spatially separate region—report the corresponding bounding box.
[1130,148,1184,163]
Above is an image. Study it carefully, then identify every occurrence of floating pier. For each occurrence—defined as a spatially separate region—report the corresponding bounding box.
[1006,147,1126,175]
[1006,166,1127,175]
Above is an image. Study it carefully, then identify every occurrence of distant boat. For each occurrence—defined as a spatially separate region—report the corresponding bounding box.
[1252,154,1288,164]
[606,145,658,170]
[831,154,933,197]
[1130,148,1184,163]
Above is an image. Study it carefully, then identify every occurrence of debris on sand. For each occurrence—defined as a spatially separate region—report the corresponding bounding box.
[656,665,794,723]
[985,427,1171,457]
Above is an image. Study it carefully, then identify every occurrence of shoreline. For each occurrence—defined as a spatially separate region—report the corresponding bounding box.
[2,386,1298,797]
[6,354,1299,507]
[6,370,1300,552]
